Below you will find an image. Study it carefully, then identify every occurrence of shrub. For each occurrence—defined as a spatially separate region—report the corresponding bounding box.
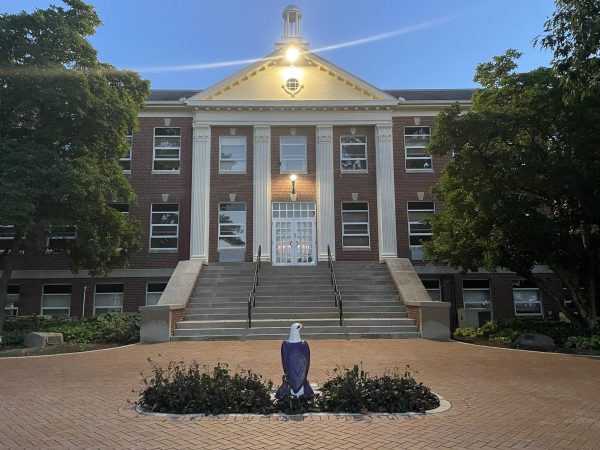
[138,360,274,415]
[318,364,439,414]
[565,335,600,350]
[488,336,513,345]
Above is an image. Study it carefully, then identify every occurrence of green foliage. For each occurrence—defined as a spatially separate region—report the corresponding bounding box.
[565,335,600,350]
[454,321,499,339]
[425,50,600,329]
[318,365,439,414]
[0,0,149,331]
[536,0,600,99]
[139,361,274,415]
[0,312,139,346]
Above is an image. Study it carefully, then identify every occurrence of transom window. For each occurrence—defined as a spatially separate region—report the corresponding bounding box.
[5,285,19,317]
[405,126,432,171]
[153,127,181,172]
[272,202,315,219]
[340,136,367,172]
[218,203,246,249]
[513,280,542,316]
[219,136,247,173]
[120,133,132,173]
[42,285,71,316]
[462,280,491,310]
[280,136,307,173]
[150,204,179,251]
[422,279,441,301]
[146,282,167,306]
[342,202,370,248]
[94,284,124,315]
[407,201,434,260]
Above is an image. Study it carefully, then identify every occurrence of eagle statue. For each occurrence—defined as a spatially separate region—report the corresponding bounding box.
[275,322,314,399]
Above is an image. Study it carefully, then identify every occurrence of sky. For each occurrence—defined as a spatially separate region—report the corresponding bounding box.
[4,0,557,90]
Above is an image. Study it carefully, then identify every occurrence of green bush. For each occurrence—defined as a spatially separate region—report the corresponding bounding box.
[139,360,274,415]
[488,336,513,345]
[1,312,140,346]
[565,335,600,350]
[318,365,439,414]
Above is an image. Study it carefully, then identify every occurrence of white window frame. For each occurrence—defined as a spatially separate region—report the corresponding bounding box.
[219,136,247,174]
[407,202,434,260]
[341,202,370,249]
[146,282,167,306]
[462,280,492,310]
[513,281,543,317]
[41,284,71,316]
[404,126,433,172]
[218,203,247,250]
[47,225,77,250]
[152,127,181,173]
[149,204,179,252]
[280,136,307,174]
[93,284,124,315]
[340,135,367,172]
[5,285,19,317]
[422,279,441,301]
[120,133,132,173]
[0,225,16,240]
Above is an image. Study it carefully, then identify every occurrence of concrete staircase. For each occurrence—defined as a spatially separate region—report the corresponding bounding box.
[172,261,420,341]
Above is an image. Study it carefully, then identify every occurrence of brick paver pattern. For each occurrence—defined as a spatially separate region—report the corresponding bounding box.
[1,339,599,449]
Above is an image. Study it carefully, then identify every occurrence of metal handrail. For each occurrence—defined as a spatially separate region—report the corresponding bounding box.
[248,245,261,328]
[327,245,343,326]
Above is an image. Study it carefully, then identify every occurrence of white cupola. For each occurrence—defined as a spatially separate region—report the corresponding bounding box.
[276,5,308,50]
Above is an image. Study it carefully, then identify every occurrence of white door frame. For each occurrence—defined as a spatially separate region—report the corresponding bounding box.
[271,202,317,266]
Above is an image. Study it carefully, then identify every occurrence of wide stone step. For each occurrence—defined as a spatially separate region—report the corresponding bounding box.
[174,324,418,337]
[171,331,421,341]
[177,317,416,329]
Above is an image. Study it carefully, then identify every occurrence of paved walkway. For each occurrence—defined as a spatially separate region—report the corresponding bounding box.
[0,339,599,449]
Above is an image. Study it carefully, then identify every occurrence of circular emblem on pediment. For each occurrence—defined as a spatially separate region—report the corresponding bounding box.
[282,78,304,97]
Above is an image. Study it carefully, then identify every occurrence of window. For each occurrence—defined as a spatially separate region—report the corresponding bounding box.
[120,133,132,172]
[5,285,19,317]
[153,127,180,172]
[404,126,432,171]
[218,203,246,249]
[422,279,441,301]
[513,280,542,316]
[342,202,370,248]
[407,201,434,260]
[146,282,167,306]
[110,203,129,217]
[0,225,16,240]
[150,204,179,251]
[463,280,491,310]
[340,136,367,172]
[42,285,71,316]
[48,226,77,249]
[94,284,124,315]
[280,136,307,173]
[219,136,247,173]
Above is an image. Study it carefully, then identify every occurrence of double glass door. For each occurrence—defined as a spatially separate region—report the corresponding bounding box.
[272,203,316,266]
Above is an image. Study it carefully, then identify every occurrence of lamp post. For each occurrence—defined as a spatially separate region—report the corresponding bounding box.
[289,174,297,201]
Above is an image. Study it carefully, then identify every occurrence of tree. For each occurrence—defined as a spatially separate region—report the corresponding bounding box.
[0,0,149,332]
[536,0,600,99]
[424,50,600,329]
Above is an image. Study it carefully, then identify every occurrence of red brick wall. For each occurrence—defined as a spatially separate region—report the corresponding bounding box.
[208,126,254,262]
[10,276,171,317]
[332,126,379,261]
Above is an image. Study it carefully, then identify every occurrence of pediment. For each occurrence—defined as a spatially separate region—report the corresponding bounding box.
[189,49,396,103]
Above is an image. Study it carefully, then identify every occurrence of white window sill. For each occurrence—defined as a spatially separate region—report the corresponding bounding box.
[219,172,247,175]
[342,246,371,251]
[122,170,131,175]
[340,170,369,174]
[218,247,247,251]
[280,171,307,175]
[406,169,434,174]
[149,249,178,253]
[152,170,181,175]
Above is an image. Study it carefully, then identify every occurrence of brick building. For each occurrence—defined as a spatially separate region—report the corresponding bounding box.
[4,6,562,330]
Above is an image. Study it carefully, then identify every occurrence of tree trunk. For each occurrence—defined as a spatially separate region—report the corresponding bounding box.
[0,237,22,334]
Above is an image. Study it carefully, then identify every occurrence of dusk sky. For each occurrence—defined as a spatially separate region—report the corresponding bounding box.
[5,0,557,90]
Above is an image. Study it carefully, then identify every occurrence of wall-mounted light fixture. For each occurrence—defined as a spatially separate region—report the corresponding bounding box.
[289,174,298,201]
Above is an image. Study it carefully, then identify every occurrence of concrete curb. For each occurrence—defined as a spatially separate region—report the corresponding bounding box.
[0,342,141,360]
[133,392,451,419]
[450,339,600,359]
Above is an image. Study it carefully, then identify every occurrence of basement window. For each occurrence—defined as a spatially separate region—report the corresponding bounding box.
[513,280,542,316]
[462,280,491,310]
[146,283,167,306]
[5,285,19,317]
[42,285,71,316]
[94,284,124,315]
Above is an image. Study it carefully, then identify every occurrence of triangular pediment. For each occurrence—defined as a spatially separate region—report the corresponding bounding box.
[189,49,396,103]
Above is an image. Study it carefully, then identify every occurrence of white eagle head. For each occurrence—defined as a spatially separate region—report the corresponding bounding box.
[288,322,303,343]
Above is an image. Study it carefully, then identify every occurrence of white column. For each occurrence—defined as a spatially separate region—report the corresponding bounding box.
[375,123,398,259]
[253,125,271,261]
[190,123,211,262]
[316,125,335,261]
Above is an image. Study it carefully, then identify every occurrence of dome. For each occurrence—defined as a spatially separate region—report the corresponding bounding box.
[283,5,302,17]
